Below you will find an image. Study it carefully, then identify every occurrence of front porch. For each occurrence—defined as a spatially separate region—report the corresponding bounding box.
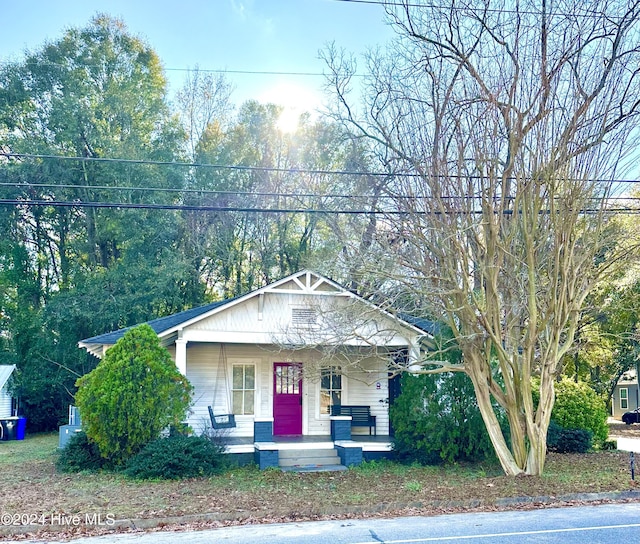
[215,419,394,470]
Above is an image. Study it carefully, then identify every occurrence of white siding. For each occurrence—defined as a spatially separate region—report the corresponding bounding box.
[0,366,15,418]
[301,351,390,436]
[185,343,271,438]
[182,291,413,348]
[344,357,390,436]
[181,342,391,438]
[0,387,12,418]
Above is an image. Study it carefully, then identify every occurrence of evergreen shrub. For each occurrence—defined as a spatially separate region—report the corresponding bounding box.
[75,324,193,466]
[533,378,608,447]
[551,378,608,446]
[56,431,107,473]
[546,420,593,453]
[390,371,501,464]
[123,435,227,480]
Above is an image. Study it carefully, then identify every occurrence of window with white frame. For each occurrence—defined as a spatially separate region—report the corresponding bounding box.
[620,387,628,410]
[320,366,342,415]
[232,364,255,415]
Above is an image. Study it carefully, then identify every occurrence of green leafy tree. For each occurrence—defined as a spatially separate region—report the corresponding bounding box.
[186,100,360,297]
[75,324,193,465]
[0,15,199,429]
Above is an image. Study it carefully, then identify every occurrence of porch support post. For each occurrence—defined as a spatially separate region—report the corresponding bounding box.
[254,418,274,442]
[175,338,187,376]
[254,442,279,469]
[334,441,363,467]
[409,341,421,368]
[330,416,352,441]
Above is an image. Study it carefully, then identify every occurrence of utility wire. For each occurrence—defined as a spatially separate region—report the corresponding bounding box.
[0,60,345,79]
[330,0,636,20]
[1,152,394,178]
[3,152,640,185]
[1,199,638,216]
[1,182,640,204]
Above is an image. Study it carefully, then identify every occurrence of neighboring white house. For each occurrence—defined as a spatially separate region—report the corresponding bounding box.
[79,271,433,452]
[612,368,640,419]
[0,365,16,418]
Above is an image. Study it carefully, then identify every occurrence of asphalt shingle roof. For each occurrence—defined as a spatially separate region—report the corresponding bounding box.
[80,298,233,345]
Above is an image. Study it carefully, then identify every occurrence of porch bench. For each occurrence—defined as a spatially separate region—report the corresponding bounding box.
[330,405,377,435]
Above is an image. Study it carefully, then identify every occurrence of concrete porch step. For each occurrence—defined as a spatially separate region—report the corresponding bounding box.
[281,464,348,473]
[278,447,342,468]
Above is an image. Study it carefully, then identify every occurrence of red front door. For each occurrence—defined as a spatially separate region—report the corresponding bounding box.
[273,363,302,435]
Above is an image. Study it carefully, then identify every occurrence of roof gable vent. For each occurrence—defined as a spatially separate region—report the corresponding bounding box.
[291,307,317,327]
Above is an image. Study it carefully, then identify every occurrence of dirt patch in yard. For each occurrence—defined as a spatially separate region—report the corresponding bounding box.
[0,430,638,541]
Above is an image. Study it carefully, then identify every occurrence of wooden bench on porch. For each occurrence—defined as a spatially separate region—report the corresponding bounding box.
[330,405,377,435]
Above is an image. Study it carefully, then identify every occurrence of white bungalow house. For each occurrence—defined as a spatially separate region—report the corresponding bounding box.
[79,270,433,469]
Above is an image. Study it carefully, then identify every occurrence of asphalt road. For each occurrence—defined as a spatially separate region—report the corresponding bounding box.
[12,502,640,544]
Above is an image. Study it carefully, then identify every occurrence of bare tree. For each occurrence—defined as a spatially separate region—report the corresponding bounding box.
[324,0,640,475]
[176,66,235,159]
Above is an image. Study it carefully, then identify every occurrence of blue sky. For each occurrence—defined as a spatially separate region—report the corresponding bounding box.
[0,0,394,117]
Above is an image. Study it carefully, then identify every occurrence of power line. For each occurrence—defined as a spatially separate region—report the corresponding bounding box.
[0,199,384,215]
[1,199,638,216]
[0,181,366,200]
[2,181,640,204]
[165,67,337,77]
[330,0,635,20]
[0,59,345,79]
[3,152,640,185]
[1,152,393,178]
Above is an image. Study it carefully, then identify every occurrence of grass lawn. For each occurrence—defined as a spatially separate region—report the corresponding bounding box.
[0,429,638,540]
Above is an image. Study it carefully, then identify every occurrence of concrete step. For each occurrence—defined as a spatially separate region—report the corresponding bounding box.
[278,448,339,459]
[281,464,348,473]
[278,447,341,468]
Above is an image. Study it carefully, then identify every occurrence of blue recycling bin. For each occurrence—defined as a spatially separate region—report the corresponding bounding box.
[16,417,26,440]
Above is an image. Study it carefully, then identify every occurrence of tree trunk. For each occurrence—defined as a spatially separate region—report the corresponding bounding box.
[466,356,524,476]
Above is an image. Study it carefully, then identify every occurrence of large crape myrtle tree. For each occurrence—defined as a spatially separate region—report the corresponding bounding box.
[324,0,640,475]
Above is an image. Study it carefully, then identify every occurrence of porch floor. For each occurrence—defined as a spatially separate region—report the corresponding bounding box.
[219,434,393,447]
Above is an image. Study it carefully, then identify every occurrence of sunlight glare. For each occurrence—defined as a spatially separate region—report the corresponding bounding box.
[259,82,321,134]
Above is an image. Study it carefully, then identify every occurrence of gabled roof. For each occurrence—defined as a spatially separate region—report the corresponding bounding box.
[618,368,638,385]
[79,270,435,357]
[0,365,16,391]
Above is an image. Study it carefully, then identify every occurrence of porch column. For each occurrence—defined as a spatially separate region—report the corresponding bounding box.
[254,418,274,442]
[331,416,352,441]
[408,341,422,373]
[175,338,187,376]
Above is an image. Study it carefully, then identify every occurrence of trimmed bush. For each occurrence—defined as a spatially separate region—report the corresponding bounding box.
[547,420,593,453]
[533,378,608,446]
[75,324,193,466]
[123,435,227,480]
[56,431,107,473]
[551,379,608,445]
